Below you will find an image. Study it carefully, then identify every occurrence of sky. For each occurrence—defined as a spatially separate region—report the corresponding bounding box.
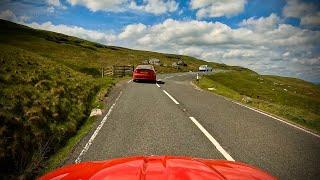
[0,0,320,83]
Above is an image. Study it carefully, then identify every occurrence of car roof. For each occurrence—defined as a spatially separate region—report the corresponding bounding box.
[136,65,154,70]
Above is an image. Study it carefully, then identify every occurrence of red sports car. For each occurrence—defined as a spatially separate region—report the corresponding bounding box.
[40,156,276,180]
[133,65,156,82]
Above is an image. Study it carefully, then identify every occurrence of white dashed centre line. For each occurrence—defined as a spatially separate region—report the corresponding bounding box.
[156,83,160,87]
[189,116,235,161]
[163,90,179,104]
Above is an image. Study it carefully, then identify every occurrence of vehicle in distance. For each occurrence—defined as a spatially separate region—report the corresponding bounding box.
[40,156,275,180]
[199,65,213,72]
[133,65,156,82]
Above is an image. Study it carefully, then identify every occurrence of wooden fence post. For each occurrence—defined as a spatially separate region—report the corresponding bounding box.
[101,67,104,78]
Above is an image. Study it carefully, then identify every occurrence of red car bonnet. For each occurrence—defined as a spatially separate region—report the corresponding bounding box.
[39,156,276,180]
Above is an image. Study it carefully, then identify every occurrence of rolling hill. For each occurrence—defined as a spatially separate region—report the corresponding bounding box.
[1,19,319,178]
[0,19,243,178]
[0,19,243,75]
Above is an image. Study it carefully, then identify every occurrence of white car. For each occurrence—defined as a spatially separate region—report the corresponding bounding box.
[199,65,212,72]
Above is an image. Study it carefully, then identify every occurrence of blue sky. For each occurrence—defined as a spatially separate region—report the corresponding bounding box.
[0,0,293,30]
[0,0,320,82]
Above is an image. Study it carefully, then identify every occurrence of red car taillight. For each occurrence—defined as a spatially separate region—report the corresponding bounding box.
[134,69,155,74]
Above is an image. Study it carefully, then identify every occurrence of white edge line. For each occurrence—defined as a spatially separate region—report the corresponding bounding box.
[75,91,123,163]
[190,81,203,92]
[189,117,235,161]
[163,90,179,104]
[231,101,320,138]
[193,82,320,139]
[156,83,160,88]
[127,79,132,83]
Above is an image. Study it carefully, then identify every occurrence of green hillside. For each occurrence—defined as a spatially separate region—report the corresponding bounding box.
[0,19,241,178]
[198,70,320,133]
[0,19,240,75]
[2,19,318,178]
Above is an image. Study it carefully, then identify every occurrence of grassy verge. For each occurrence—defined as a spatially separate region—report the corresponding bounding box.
[0,43,119,178]
[197,70,320,133]
[41,76,120,175]
[41,116,96,174]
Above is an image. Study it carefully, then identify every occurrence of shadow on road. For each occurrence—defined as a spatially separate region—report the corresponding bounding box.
[133,80,165,84]
[156,80,165,84]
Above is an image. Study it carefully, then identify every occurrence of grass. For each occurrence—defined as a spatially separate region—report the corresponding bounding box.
[41,115,96,175]
[0,20,122,178]
[2,18,317,178]
[0,43,118,177]
[0,19,243,178]
[197,70,320,133]
[0,19,236,74]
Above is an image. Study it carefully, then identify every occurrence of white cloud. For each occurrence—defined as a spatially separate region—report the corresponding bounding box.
[298,57,320,66]
[46,0,67,13]
[0,9,30,23]
[283,0,313,18]
[118,23,147,39]
[0,9,18,22]
[113,15,320,82]
[283,0,320,26]
[67,0,127,12]
[190,0,247,19]
[130,0,178,15]
[47,0,62,7]
[27,21,117,45]
[2,9,319,82]
[300,12,320,26]
[239,13,280,32]
[178,47,204,57]
[66,0,178,14]
[47,6,55,13]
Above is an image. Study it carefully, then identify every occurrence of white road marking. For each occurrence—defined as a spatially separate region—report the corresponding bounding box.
[163,90,179,104]
[232,101,320,138]
[190,81,203,92]
[75,91,123,163]
[156,83,160,87]
[191,81,320,139]
[127,79,132,83]
[189,117,235,161]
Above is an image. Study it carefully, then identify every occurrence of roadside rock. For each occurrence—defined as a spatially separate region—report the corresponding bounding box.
[90,108,102,117]
[242,96,252,103]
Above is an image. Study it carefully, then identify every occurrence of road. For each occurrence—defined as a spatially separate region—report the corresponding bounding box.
[68,72,320,180]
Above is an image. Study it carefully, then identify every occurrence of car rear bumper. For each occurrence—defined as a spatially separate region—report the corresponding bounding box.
[133,74,156,81]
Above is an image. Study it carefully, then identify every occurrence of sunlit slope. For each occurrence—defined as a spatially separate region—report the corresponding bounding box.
[0,19,245,177]
[199,70,320,132]
[0,19,242,75]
